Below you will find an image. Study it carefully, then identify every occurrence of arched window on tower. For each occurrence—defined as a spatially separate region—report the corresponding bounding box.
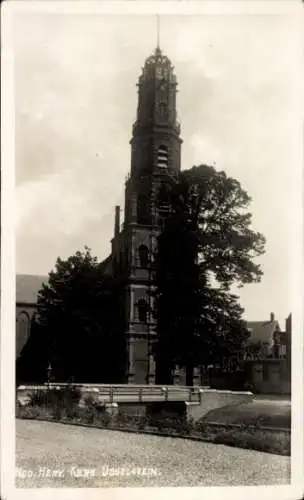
[137,299,149,323]
[138,245,149,268]
[159,102,168,118]
[158,183,171,217]
[137,195,150,225]
[157,145,168,169]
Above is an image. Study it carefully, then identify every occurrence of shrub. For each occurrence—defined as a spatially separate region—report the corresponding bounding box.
[58,386,82,407]
[116,413,135,426]
[17,406,38,419]
[138,415,148,430]
[65,405,82,421]
[30,389,49,407]
[96,411,111,427]
[17,404,53,420]
[83,394,95,408]
[205,426,290,456]
[148,415,191,434]
[15,400,21,417]
[73,405,95,424]
[29,386,82,409]
[51,404,63,421]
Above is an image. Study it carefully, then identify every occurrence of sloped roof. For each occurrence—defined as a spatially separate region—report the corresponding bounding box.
[100,255,113,276]
[246,320,280,344]
[16,274,48,304]
[16,258,113,305]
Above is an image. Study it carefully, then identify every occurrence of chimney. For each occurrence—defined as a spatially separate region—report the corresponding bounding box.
[285,313,291,334]
[270,312,275,322]
[114,205,120,236]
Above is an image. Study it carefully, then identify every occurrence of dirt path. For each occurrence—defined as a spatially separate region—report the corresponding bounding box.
[16,419,290,487]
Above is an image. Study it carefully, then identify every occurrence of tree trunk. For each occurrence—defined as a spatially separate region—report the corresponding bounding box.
[155,351,173,385]
[186,362,194,387]
[155,362,173,385]
[155,371,173,385]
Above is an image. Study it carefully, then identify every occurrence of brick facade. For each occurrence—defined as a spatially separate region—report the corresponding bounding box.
[109,47,182,383]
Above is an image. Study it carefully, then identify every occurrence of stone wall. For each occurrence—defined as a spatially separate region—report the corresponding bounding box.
[247,359,291,395]
[185,389,254,421]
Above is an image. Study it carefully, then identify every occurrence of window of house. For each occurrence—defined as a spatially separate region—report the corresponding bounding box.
[138,245,149,268]
[262,342,270,357]
[137,299,149,323]
[157,145,168,169]
[273,344,280,358]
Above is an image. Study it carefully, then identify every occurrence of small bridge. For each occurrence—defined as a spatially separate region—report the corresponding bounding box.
[17,383,203,404]
[16,383,253,421]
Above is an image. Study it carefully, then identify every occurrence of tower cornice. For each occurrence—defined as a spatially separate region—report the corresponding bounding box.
[130,123,182,143]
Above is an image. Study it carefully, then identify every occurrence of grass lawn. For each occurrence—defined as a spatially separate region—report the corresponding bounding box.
[202,399,291,429]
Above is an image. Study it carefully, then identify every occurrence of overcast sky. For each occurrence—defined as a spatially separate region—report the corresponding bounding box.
[12,3,302,325]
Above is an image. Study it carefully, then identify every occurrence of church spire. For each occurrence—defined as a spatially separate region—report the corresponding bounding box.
[134,37,180,138]
[129,41,182,181]
[156,14,160,50]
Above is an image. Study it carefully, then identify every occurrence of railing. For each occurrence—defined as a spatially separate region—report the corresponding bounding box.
[17,383,203,405]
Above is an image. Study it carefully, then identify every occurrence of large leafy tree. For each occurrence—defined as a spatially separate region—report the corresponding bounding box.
[152,195,202,384]
[16,313,50,384]
[18,247,126,383]
[152,164,266,385]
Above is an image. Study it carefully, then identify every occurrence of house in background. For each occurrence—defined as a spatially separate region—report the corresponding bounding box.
[244,313,291,395]
[245,312,287,360]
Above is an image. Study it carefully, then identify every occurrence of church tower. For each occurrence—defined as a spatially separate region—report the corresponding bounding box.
[111,45,182,383]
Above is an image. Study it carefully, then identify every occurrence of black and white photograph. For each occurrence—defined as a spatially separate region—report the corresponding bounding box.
[1,0,303,498]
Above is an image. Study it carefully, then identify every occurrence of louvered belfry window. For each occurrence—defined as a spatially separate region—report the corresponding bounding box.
[157,145,168,169]
[158,183,170,217]
[137,299,149,323]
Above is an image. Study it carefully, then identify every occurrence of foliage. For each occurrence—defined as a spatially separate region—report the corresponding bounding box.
[16,399,289,456]
[29,386,82,408]
[212,428,290,456]
[18,247,126,383]
[16,315,50,384]
[170,165,265,288]
[152,164,266,384]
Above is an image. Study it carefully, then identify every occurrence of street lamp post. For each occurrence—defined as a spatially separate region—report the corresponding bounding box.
[47,362,52,389]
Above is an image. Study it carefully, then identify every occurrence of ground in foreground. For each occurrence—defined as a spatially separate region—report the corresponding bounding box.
[16,419,290,487]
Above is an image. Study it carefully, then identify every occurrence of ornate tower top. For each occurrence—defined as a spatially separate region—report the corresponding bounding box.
[138,46,177,86]
[128,36,182,183]
[133,45,180,137]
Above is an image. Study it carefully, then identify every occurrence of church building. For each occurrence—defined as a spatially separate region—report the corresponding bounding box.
[16,44,183,385]
[100,45,183,383]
